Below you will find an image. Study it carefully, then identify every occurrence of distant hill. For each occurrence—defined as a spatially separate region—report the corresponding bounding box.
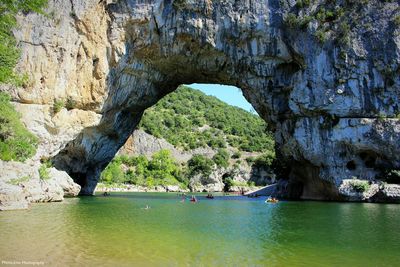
[138,85,274,153]
[100,86,276,191]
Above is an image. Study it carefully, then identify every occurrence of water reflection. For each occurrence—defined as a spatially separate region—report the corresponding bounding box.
[0,194,399,266]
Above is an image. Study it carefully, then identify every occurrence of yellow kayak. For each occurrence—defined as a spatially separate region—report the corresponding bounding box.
[265,198,279,203]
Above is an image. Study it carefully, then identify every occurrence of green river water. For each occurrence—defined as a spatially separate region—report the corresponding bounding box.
[0,193,399,267]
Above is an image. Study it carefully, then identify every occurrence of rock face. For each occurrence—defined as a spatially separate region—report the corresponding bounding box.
[118,129,216,162]
[0,161,80,210]
[118,129,275,190]
[2,0,400,202]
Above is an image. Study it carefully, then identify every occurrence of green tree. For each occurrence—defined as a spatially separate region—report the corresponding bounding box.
[188,154,214,176]
[212,149,230,168]
[100,160,125,184]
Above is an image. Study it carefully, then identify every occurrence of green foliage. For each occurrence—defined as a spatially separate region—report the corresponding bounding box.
[212,149,230,168]
[65,98,76,110]
[100,150,186,187]
[394,15,400,27]
[223,178,234,191]
[53,100,64,114]
[139,86,275,153]
[232,151,242,159]
[315,29,327,43]
[101,160,125,184]
[0,0,48,85]
[296,0,310,8]
[172,0,186,10]
[349,179,370,193]
[0,93,38,162]
[8,176,30,185]
[246,156,256,164]
[39,164,50,180]
[253,151,276,168]
[187,154,215,177]
[285,13,300,28]
[337,22,350,46]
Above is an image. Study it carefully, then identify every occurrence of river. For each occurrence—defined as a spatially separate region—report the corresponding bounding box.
[0,193,399,266]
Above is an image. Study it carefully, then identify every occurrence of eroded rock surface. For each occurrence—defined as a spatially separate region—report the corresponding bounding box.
[1,0,399,202]
[0,161,80,210]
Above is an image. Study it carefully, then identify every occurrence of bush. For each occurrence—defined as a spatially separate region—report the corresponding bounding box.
[212,149,230,168]
[232,151,242,159]
[100,160,125,184]
[188,154,214,177]
[8,176,30,185]
[0,93,38,162]
[315,29,327,43]
[39,164,50,180]
[100,151,186,187]
[253,151,276,168]
[53,100,64,114]
[349,179,370,193]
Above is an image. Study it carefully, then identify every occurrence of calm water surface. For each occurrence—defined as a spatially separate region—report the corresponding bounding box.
[0,193,399,266]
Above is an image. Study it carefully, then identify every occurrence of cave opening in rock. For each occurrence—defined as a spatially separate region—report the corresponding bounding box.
[89,83,279,194]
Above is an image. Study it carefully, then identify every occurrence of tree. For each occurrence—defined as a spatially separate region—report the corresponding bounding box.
[212,149,230,168]
[188,154,214,176]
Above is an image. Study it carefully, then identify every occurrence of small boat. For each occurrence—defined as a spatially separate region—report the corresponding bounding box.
[190,196,198,203]
[265,197,279,203]
[206,194,214,199]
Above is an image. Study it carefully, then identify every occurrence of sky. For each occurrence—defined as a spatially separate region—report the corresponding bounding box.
[187,83,254,113]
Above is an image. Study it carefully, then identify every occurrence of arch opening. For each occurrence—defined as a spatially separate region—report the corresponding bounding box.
[50,0,400,203]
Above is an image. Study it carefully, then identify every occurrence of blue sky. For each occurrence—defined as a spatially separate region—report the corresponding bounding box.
[187,83,254,113]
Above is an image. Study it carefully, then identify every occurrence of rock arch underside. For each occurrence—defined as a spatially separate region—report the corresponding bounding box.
[6,0,400,202]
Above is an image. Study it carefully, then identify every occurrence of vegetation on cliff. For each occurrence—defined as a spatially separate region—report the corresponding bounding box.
[101,150,188,188]
[0,93,38,161]
[0,1,47,162]
[139,86,274,152]
[0,0,47,85]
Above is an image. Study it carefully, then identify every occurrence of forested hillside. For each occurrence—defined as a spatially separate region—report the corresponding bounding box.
[100,86,276,190]
[139,86,274,152]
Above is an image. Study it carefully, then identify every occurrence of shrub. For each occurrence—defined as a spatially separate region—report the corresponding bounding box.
[246,156,256,164]
[315,29,327,43]
[100,160,125,184]
[337,22,351,46]
[285,13,300,28]
[349,179,370,193]
[8,176,30,185]
[65,98,76,110]
[223,178,234,192]
[53,100,64,114]
[173,0,186,10]
[39,164,50,180]
[254,151,276,168]
[188,154,214,177]
[0,93,38,162]
[232,151,242,159]
[212,149,230,168]
[394,15,400,26]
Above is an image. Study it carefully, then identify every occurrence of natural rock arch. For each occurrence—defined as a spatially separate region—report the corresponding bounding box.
[32,0,398,201]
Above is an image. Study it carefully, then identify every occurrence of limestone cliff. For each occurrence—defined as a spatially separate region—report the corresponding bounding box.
[1,0,399,205]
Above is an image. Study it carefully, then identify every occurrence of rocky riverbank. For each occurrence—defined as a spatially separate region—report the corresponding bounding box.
[0,160,80,211]
[95,183,260,194]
